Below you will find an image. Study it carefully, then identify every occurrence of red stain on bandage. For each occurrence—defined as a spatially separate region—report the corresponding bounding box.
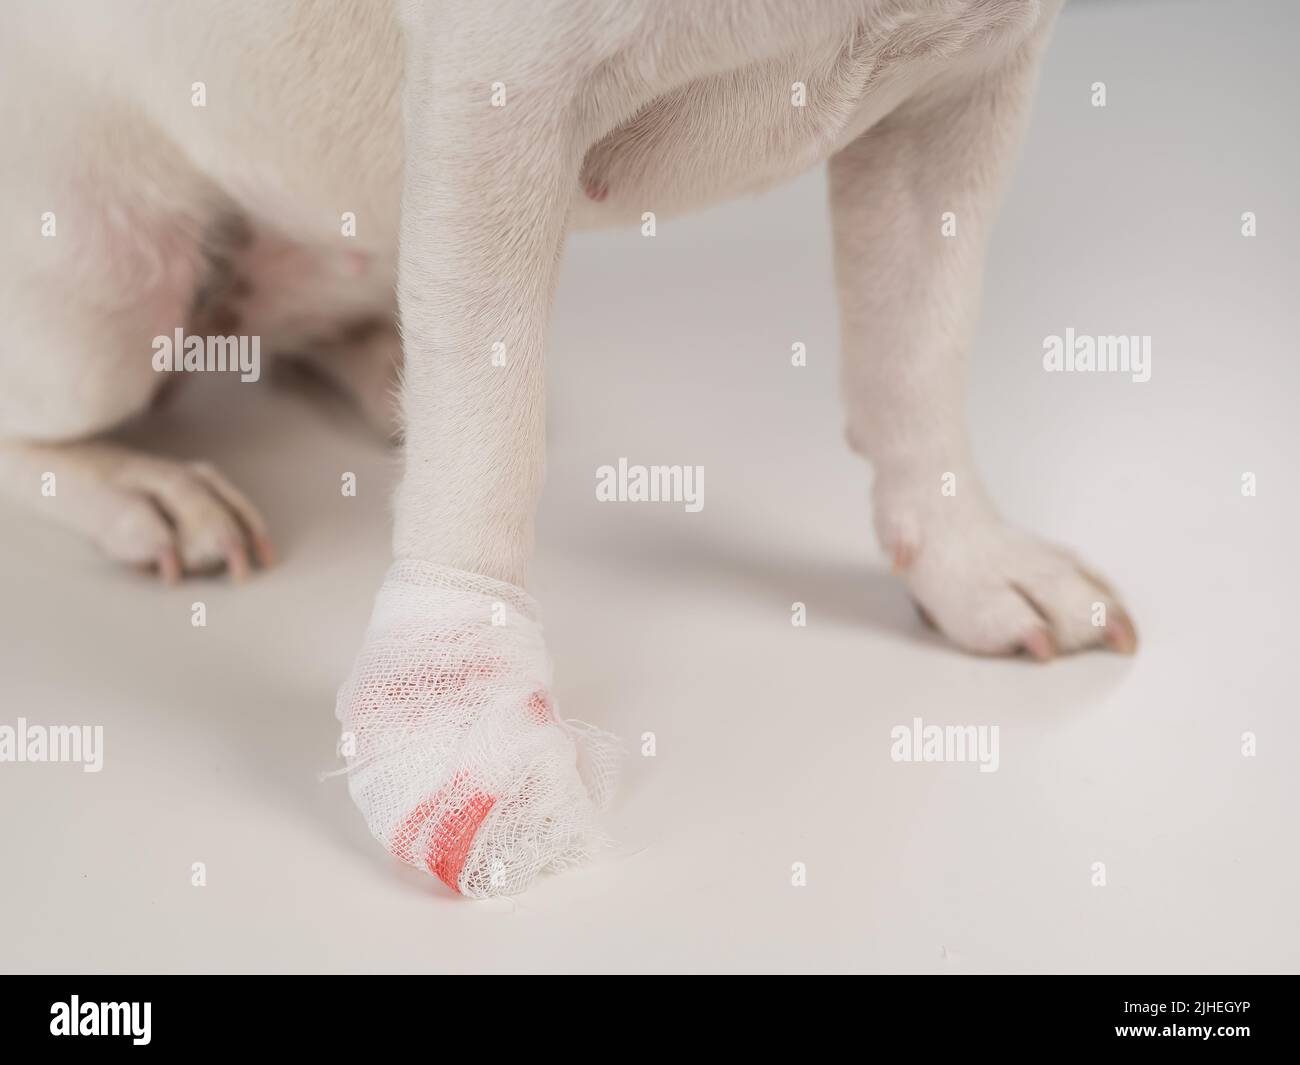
[386,689,553,891]
[526,690,556,725]
[391,774,496,894]
[347,641,504,744]
[359,652,556,894]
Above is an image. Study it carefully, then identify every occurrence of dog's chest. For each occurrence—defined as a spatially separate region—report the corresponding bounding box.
[574,0,1042,224]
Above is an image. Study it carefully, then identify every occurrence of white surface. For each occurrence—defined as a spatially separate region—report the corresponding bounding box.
[1,0,1297,973]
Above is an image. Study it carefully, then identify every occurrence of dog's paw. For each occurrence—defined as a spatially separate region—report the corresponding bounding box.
[336,561,617,898]
[32,442,273,580]
[878,486,1136,660]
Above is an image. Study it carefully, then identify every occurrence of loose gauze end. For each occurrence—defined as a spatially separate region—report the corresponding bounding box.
[335,560,620,898]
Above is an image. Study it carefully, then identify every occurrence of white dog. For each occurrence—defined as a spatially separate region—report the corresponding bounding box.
[0,0,1135,896]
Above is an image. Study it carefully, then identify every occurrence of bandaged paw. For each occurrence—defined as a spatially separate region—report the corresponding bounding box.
[336,560,618,897]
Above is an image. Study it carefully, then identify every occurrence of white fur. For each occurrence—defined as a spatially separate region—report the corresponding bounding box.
[0,0,1136,890]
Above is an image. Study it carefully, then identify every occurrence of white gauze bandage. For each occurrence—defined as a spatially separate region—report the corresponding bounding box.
[336,560,619,898]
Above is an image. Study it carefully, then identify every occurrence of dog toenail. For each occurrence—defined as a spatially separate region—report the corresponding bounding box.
[1021,629,1055,662]
[1103,612,1138,655]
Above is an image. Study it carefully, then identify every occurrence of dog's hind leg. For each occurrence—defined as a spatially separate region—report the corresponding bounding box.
[0,300,274,580]
[0,152,273,580]
[0,439,273,582]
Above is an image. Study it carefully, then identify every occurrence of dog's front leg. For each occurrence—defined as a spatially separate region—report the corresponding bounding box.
[392,15,588,582]
[830,35,1136,660]
[335,9,611,897]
